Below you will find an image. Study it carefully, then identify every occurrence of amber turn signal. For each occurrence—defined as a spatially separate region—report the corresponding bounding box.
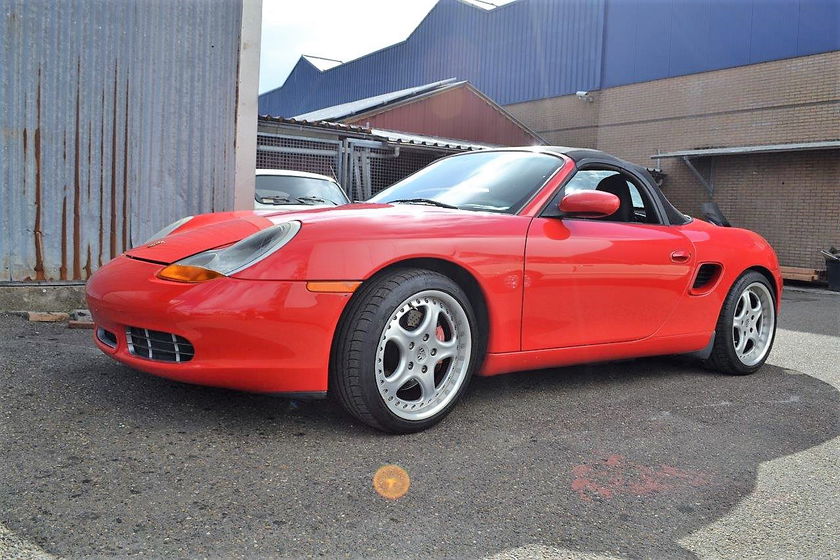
[306,281,362,293]
[157,264,225,283]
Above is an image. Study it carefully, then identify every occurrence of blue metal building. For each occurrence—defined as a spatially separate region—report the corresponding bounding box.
[259,0,840,117]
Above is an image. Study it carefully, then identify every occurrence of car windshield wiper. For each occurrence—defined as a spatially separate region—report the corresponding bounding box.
[257,196,297,205]
[459,203,508,212]
[297,196,338,205]
[389,198,459,209]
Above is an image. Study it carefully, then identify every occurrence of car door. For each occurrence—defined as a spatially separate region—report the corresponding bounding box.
[521,167,695,350]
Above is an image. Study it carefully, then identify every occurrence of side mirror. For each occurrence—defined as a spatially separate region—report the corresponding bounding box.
[558,190,619,218]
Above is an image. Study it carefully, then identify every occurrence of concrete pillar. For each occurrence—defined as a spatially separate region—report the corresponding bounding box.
[233,0,263,210]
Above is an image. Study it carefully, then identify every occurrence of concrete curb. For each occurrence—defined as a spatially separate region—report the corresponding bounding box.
[783,285,840,297]
[0,284,86,312]
[0,523,57,560]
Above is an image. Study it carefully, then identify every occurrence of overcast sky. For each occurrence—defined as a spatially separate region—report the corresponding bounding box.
[259,0,514,94]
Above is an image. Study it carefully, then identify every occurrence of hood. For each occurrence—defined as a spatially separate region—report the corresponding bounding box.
[126,214,276,263]
[235,203,531,281]
[125,203,509,266]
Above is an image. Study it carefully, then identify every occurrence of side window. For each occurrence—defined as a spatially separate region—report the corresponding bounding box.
[551,169,660,224]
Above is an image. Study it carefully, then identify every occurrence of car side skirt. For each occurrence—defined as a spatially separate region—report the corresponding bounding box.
[479,332,712,377]
[265,391,328,400]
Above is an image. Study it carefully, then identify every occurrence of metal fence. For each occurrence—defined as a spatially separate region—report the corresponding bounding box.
[256,133,343,184]
[346,142,442,200]
[256,133,453,201]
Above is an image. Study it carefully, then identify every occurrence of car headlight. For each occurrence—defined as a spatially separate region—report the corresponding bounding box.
[144,216,194,244]
[156,221,301,282]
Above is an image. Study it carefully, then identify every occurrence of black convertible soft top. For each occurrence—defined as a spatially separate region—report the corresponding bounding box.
[533,146,690,226]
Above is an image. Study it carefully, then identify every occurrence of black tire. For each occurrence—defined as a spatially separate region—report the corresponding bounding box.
[330,268,483,433]
[705,270,777,375]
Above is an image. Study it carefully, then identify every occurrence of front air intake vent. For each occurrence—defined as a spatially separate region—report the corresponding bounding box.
[126,327,194,362]
[692,264,721,291]
[96,327,117,348]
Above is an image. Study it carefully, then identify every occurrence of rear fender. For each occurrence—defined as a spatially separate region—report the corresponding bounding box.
[657,222,781,337]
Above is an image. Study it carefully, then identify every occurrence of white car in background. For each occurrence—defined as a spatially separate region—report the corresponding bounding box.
[255,169,350,211]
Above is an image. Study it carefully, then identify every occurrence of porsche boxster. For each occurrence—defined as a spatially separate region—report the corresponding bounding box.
[87,147,781,433]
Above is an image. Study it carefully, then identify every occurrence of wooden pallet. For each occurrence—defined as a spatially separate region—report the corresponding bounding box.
[780,266,820,282]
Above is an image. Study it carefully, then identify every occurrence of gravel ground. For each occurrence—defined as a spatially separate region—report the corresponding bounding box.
[0,287,837,559]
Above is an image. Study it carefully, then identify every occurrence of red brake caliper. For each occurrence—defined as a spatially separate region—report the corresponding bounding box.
[435,325,446,373]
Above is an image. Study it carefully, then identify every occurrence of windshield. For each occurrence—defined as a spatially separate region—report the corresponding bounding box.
[255,175,349,205]
[369,151,562,213]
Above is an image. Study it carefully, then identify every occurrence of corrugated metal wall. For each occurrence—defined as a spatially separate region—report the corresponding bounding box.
[259,0,606,116]
[601,0,840,88]
[259,0,840,118]
[0,0,243,282]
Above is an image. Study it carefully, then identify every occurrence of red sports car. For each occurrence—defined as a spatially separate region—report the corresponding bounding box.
[87,148,781,433]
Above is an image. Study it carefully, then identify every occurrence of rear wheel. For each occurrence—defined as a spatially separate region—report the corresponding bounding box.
[331,268,481,433]
[705,271,777,374]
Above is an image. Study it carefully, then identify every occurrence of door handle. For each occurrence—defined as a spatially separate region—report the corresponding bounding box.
[670,250,691,263]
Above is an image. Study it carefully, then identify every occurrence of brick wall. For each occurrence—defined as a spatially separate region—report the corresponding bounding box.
[712,151,840,270]
[505,51,840,271]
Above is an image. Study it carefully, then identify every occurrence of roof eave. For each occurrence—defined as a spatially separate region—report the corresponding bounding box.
[651,140,840,159]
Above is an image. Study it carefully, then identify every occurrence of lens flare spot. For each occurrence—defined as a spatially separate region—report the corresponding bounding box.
[373,465,410,500]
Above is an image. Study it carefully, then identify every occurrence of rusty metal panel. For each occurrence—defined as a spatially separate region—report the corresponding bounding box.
[0,0,243,281]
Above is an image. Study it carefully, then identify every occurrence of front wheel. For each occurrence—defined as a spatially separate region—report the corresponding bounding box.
[331,268,482,433]
[705,271,777,375]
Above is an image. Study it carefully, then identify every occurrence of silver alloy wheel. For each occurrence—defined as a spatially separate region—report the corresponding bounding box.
[732,281,775,367]
[375,290,472,421]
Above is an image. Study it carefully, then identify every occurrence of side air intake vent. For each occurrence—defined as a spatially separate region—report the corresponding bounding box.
[692,264,721,291]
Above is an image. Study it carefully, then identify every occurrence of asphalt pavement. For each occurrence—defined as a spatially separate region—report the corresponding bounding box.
[1,287,838,559]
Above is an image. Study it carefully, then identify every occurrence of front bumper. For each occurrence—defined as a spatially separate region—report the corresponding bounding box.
[86,256,351,394]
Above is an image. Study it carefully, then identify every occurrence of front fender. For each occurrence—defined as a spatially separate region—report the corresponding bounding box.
[235,210,534,353]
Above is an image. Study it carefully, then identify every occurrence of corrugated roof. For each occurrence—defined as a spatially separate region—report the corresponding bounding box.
[290,79,543,146]
[292,79,459,121]
[258,116,493,151]
[259,115,371,134]
[370,128,496,151]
